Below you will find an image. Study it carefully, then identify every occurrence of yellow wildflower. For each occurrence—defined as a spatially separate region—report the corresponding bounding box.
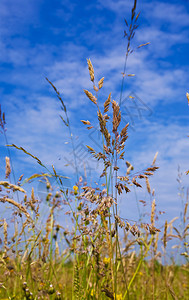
[73,185,78,195]
[103,257,111,265]
[114,293,123,300]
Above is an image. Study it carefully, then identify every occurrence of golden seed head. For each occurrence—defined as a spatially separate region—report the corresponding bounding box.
[151,199,156,226]
[87,58,95,82]
[84,89,97,105]
[145,177,151,194]
[186,92,189,105]
[98,77,104,89]
[5,157,11,178]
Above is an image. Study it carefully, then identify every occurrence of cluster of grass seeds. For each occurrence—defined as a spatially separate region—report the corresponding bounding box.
[0,0,189,299]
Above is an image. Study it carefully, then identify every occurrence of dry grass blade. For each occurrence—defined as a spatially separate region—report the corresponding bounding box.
[5,157,11,178]
[166,283,179,300]
[84,90,97,105]
[87,58,95,82]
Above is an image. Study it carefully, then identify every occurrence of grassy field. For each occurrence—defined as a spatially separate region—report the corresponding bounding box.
[0,1,189,299]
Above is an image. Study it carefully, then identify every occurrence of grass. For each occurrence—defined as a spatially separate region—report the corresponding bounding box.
[0,0,189,299]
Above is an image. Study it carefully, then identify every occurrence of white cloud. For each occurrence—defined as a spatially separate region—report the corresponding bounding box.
[0,0,41,37]
[144,1,189,29]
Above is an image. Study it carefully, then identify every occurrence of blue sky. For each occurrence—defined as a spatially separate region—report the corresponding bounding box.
[0,0,189,237]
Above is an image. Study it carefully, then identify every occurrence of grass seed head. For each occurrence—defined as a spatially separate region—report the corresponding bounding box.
[5,157,11,178]
[98,77,104,89]
[87,58,95,82]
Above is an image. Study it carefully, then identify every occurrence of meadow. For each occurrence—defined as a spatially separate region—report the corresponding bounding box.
[0,1,189,299]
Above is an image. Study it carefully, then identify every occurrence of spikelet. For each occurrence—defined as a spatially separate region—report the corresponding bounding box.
[104,93,111,113]
[151,199,156,226]
[112,100,121,133]
[146,166,159,172]
[81,120,91,125]
[120,123,129,137]
[132,178,142,188]
[87,58,94,82]
[152,152,158,166]
[98,77,104,89]
[93,85,99,92]
[31,187,35,203]
[137,42,150,49]
[5,157,11,178]
[126,161,133,175]
[145,177,151,194]
[163,220,168,249]
[186,92,189,105]
[84,90,97,105]
[184,202,188,223]
[86,145,96,156]
[74,263,81,299]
